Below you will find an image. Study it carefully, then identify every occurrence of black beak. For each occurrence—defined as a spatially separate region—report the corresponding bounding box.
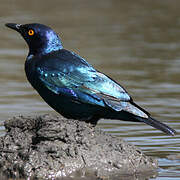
[5,23,22,32]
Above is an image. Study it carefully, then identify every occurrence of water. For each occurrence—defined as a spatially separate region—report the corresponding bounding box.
[0,0,180,179]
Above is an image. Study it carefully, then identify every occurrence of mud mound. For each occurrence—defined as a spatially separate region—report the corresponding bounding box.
[0,114,157,179]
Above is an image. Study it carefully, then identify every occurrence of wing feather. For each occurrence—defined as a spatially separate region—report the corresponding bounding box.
[35,50,147,118]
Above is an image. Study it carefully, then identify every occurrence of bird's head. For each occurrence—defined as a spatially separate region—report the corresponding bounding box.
[5,23,63,56]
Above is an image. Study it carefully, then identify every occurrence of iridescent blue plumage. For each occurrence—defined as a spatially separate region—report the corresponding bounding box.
[5,23,176,136]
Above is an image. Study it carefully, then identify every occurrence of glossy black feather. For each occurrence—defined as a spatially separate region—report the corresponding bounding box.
[6,23,176,136]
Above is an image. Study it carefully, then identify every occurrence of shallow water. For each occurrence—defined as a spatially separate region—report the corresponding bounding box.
[0,0,180,179]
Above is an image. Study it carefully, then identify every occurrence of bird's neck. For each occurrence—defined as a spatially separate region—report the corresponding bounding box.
[44,34,63,54]
[29,32,63,56]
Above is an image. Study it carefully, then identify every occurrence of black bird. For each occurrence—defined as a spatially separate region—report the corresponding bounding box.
[5,23,176,136]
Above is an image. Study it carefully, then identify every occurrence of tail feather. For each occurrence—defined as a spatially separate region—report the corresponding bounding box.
[136,116,176,136]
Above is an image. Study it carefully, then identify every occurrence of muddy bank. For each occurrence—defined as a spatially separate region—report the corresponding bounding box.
[0,114,157,179]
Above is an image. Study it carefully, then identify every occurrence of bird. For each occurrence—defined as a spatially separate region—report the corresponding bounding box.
[5,23,176,136]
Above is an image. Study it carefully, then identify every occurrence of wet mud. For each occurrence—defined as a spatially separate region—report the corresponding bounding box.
[0,114,158,179]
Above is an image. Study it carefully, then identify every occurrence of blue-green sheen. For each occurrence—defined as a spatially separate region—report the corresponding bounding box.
[5,23,176,136]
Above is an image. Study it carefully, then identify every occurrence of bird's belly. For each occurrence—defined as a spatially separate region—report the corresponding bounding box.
[38,88,101,120]
[26,74,104,120]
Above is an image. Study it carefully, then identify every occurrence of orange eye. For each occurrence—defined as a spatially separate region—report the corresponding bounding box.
[28,29,34,36]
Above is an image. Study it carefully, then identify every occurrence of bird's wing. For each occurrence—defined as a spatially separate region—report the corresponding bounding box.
[37,65,129,101]
[36,50,147,118]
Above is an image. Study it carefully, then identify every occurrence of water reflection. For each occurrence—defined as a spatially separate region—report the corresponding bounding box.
[0,0,180,179]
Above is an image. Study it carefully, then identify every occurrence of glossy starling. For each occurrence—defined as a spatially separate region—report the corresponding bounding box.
[5,23,176,136]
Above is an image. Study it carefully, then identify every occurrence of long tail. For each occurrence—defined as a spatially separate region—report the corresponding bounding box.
[103,98,176,136]
[135,116,176,136]
[131,101,176,136]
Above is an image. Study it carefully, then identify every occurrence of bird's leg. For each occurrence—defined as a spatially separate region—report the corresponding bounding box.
[85,115,99,127]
